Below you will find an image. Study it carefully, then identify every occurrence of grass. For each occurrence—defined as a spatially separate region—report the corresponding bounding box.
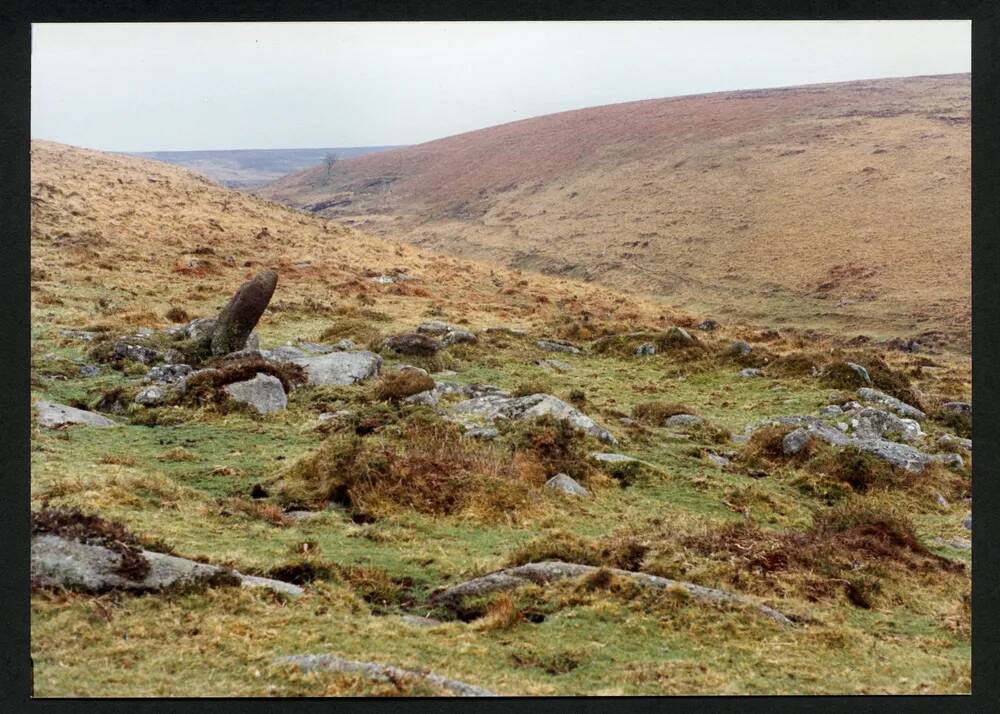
[28,139,972,696]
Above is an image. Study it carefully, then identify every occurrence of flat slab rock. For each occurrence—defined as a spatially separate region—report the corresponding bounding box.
[223,373,288,414]
[35,400,118,429]
[545,473,589,497]
[31,534,302,597]
[261,349,382,387]
[276,654,498,697]
[431,561,793,628]
[447,393,617,445]
[856,387,926,421]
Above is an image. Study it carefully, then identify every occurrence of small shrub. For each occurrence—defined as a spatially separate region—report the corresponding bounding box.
[740,424,802,464]
[769,352,819,377]
[810,446,909,493]
[512,379,553,398]
[506,530,647,571]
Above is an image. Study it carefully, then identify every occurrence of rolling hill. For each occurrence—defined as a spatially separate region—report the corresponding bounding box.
[131,145,405,189]
[257,74,970,349]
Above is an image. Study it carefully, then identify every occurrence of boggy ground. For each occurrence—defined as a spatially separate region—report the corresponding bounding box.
[30,141,970,696]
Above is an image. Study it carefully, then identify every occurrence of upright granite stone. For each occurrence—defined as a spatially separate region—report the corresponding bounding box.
[210,270,278,356]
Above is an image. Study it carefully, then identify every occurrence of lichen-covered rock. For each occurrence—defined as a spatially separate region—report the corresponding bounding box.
[223,373,287,414]
[441,329,477,346]
[145,363,193,384]
[31,534,302,597]
[940,401,971,415]
[545,473,589,497]
[664,414,703,428]
[728,340,753,357]
[635,342,656,356]
[856,387,926,420]
[448,393,616,445]
[937,434,971,452]
[738,368,763,378]
[35,401,118,429]
[112,339,162,365]
[781,427,812,455]
[272,351,382,387]
[696,319,719,332]
[134,385,166,406]
[845,362,873,386]
[210,270,278,356]
[845,407,923,443]
[383,332,441,356]
[537,339,582,354]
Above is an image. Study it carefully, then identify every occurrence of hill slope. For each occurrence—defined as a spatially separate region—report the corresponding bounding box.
[131,145,406,189]
[30,141,971,697]
[258,74,970,348]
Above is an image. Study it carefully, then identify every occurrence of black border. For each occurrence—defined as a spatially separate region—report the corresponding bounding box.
[4,1,999,713]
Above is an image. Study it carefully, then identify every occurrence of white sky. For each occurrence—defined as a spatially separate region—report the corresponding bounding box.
[31,20,971,152]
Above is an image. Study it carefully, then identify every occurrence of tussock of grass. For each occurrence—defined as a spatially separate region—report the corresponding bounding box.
[374,371,435,402]
[180,357,306,406]
[505,530,648,571]
[512,379,554,398]
[275,419,537,520]
[631,401,696,425]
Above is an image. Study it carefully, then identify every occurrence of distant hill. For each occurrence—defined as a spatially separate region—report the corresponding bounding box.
[258,74,970,348]
[130,145,406,188]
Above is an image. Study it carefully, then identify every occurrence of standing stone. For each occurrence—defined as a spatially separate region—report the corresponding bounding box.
[210,270,278,356]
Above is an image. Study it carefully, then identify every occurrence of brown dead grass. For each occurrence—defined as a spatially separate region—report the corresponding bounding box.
[374,371,436,402]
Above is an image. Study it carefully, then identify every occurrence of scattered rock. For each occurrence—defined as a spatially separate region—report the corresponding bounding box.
[463,426,500,440]
[276,654,497,697]
[79,364,101,377]
[962,514,971,531]
[223,373,287,414]
[545,473,589,497]
[275,351,382,387]
[284,510,324,522]
[818,405,843,416]
[383,332,441,356]
[400,614,443,628]
[696,319,719,332]
[706,452,730,467]
[781,428,812,455]
[441,329,477,346]
[112,339,162,365]
[845,407,923,443]
[536,358,571,372]
[448,393,617,445]
[404,389,439,407]
[31,534,302,597]
[416,320,454,336]
[536,339,582,354]
[845,362,873,386]
[856,387,926,420]
[940,401,971,415]
[431,561,794,627]
[210,270,278,356]
[738,368,763,378]
[634,342,656,356]
[937,434,971,452]
[134,385,166,406]
[182,317,217,342]
[59,329,99,341]
[663,326,696,346]
[146,363,194,384]
[664,414,703,428]
[35,401,118,429]
[727,340,753,357]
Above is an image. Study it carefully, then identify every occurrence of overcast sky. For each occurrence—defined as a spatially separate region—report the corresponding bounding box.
[31,21,970,152]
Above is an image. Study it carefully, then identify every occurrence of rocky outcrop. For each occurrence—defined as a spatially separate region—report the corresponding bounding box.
[31,534,302,597]
[537,339,582,354]
[845,407,923,443]
[35,401,118,428]
[261,349,382,387]
[448,393,617,445]
[276,654,498,697]
[856,387,926,420]
[431,561,794,627]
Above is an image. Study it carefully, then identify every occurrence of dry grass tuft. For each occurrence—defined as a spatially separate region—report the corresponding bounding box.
[631,402,696,426]
[474,592,523,631]
[374,371,435,402]
[506,530,648,571]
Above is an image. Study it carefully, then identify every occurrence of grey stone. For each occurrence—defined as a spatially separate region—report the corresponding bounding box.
[463,426,500,440]
[404,389,440,407]
[183,317,217,341]
[79,364,101,377]
[283,351,382,387]
[536,339,582,354]
[145,363,193,384]
[728,340,753,357]
[706,452,730,467]
[431,561,794,627]
[211,270,278,356]
[819,405,843,416]
[738,368,763,378]
[696,319,719,332]
[962,514,971,531]
[416,320,454,335]
[635,342,657,356]
[113,340,161,365]
[536,358,571,372]
[134,385,166,406]
[59,329,99,341]
[245,331,260,351]
[845,362,873,386]
[441,329,477,346]
[852,438,939,473]
[664,326,695,346]
[940,401,971,415]
[781,428,813,455]
[937,434,971,452]
[35,400,118,428]
[933,452,964,469]
[277,654,496,697]
[400,614,443,628]
[31,534,302,597]
[332,338,357,351]
[664,414,703,428]
[545,473,589,497]
[284,510,325,522]
[260,345,309,362]
[856,387,926,420]
[847,407,924,443]
[448,393,617,445]
[223,373,287,414]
